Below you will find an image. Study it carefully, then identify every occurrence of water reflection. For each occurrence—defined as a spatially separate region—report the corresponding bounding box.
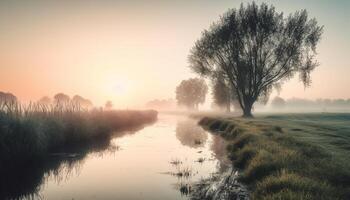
[170,118,230,197]
[0,154,86,200]
[0,126,146,200]
[1,115,231,200]
[210,135,231,173]
[176,120,208,148]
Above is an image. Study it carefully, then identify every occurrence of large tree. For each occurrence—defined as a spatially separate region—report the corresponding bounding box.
[189,2,323,117]
[176,78,208,110]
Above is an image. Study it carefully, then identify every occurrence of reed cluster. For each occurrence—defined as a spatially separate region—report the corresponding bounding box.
[0,101,157,163]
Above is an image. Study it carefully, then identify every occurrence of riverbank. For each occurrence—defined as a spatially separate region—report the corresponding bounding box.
[0,103,157,164]
[196,113,350,199]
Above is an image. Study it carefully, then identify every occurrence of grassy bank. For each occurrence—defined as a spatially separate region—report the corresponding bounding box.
[198,113,350,200]
[0,102,157,164]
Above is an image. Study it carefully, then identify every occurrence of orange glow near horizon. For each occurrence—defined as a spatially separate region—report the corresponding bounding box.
[0,0,349,108]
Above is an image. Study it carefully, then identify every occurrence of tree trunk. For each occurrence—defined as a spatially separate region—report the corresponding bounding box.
[242,101,253,118]
[243,107,253,117]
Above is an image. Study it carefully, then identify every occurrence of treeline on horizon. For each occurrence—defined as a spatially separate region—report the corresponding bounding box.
[270,96,350,110]
[0,91,118,110]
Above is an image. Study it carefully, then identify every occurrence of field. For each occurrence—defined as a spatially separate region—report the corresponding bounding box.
[198,113,350,200]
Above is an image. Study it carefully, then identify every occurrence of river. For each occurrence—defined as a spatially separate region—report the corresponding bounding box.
[6,114,230,200]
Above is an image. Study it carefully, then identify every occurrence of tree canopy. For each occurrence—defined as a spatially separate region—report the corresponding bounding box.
[189,2,323,117]
[72,95,93,109]
[176,78,208,110]
[54,93,70,104]
[0,92,17,104]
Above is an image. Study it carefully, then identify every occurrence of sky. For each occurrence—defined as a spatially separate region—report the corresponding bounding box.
[0,0,349,108]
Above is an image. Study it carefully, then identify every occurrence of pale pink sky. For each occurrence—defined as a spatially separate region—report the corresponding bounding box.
[0,0,349,108]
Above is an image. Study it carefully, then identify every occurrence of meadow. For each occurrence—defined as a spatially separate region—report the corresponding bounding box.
[198,113,350,200]
[0,101,157,164]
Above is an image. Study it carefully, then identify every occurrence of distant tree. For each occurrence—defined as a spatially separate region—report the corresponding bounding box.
[38,96,52,105]
[271,96,286,108]
[211,73,239,112]
[72,95,84,104]
[105,100,113,110]
[54,93,70,104]
[145,98,175,110]
[83,99,93,108]
[287,98,314,107]
[333,99,346,106]
[176,78,208,110]
[0,91,17,103]
[189,2,323,117]
[212,75,231,112]
[72,95,93,109]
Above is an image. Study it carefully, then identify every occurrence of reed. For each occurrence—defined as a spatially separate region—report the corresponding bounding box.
[0,101,157,163]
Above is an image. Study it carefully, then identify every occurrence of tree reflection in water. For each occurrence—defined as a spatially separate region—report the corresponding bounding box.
[176,120,208,148]
[171,118,231,197]
[210,135,231,173]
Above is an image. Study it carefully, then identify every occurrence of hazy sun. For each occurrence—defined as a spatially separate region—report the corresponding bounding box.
[114,82,127,94]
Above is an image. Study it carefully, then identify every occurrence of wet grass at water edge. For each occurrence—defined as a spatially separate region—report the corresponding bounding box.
[198,113,350,199]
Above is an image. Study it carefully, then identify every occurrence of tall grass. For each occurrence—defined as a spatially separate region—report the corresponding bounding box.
[0,101,157,163]
[199,115,350,200]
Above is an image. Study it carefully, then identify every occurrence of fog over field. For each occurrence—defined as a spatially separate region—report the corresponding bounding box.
[1,1,349,200]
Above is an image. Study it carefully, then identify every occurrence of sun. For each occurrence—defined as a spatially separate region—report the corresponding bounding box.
[114,82,127,94]
[111,79,131,95]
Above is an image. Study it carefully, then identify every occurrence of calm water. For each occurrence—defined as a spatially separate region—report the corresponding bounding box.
[9,114,230,200]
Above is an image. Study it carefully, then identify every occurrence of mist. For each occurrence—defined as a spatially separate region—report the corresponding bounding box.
[1,1,350,200]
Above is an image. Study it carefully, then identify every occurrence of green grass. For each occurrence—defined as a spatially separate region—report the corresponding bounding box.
[198,113,350,200]
[0,101,157,164]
